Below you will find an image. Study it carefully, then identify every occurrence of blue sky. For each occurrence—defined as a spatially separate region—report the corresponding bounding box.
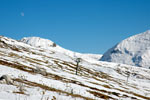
[0,0,150,54]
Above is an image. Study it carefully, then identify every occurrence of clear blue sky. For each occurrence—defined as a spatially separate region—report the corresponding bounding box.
[0,0,150,54]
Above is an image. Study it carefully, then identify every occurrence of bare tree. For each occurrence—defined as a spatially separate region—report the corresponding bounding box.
[75,58,81,75]
[125,71,130,84]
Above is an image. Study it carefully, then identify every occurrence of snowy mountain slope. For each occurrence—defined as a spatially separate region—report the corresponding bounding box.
[20,37,56,48]
[20,37,102,63]
[0,36,149,100]
[100,30,150,69]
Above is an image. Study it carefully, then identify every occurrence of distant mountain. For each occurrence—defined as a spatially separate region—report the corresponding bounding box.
[20,37,57,48]
[100,30,150,69]
[20,37,102,62]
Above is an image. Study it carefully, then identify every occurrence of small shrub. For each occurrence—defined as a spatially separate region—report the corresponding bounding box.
[17,75,26,93]
[52,96,56,100]
[32,67,47,76]
[41,90,46,100]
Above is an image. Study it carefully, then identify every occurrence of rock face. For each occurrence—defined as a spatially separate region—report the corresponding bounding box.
[100,30,150,69]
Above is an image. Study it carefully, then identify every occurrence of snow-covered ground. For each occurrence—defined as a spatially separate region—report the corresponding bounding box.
[0,36,149,100]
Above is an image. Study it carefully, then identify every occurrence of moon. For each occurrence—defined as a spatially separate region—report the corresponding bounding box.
[21,12,24,16]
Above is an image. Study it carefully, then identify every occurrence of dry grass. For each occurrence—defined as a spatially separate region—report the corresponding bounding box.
[14,78,94,100]
[0,40,149,100]
[102,84,111,89]
[0,59,33,73]
[131,92,150,100]
[0,58,148,100]
[88,90,113,99]
[13,91,25,95]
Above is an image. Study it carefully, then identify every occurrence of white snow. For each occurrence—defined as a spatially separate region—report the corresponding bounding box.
[101,30,150,69]
[0,36,149,100]
[20,37,55,48]
[20,37,102,62]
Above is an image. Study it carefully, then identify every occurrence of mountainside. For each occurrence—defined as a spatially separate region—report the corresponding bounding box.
[0,36,149,100]
[20,37,56,48]
[20,37,102,63]
[100,30,150,69]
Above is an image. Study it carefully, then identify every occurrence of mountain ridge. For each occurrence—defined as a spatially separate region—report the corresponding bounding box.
[100,30,150,69]
[20,36,102,63]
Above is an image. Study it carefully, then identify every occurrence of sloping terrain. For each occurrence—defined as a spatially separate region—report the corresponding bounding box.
[100,30,150,69]
[0,36,149,100]
[20,37,102,62]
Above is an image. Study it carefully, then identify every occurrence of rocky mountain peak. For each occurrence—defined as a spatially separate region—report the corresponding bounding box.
[100,30,150,69]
